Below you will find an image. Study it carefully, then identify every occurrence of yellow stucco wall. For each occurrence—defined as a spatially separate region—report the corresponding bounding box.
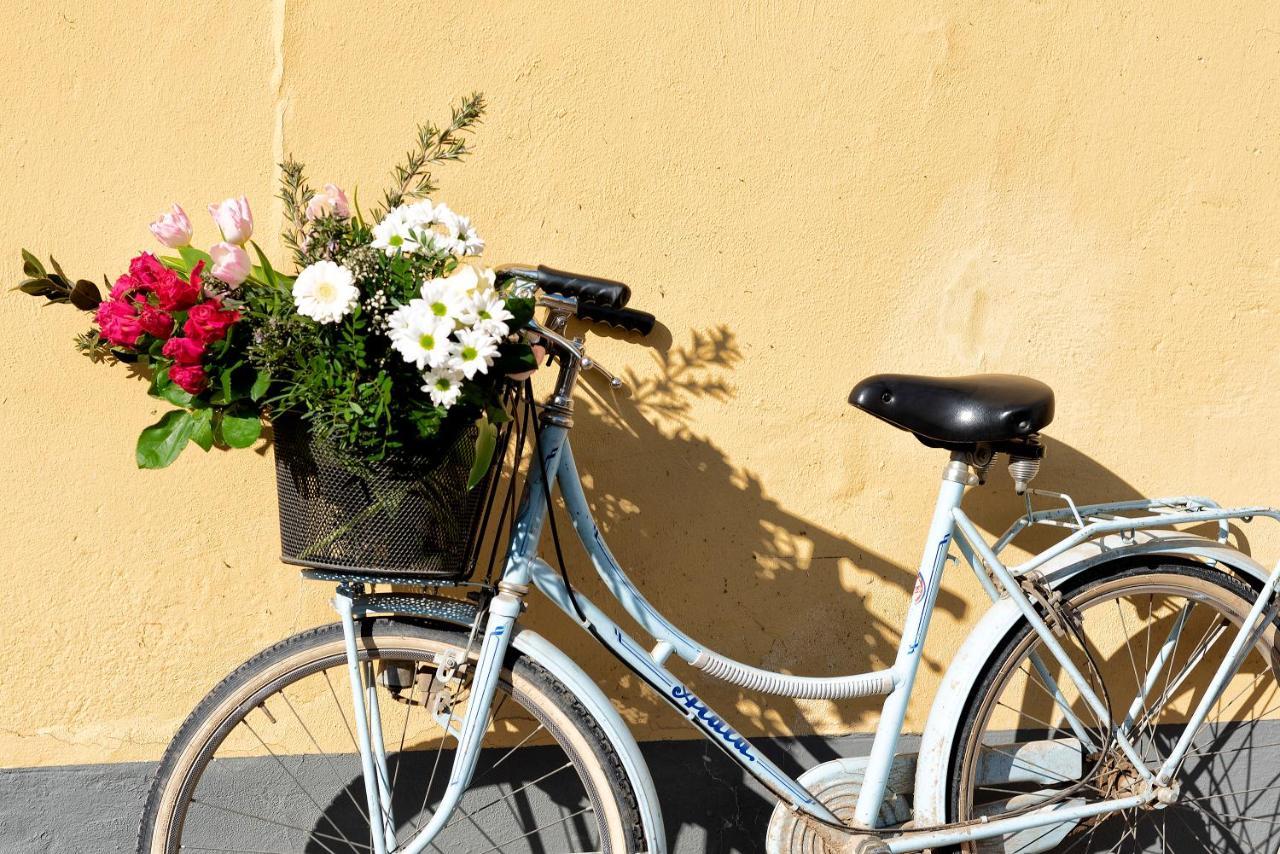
[3,1,1280,769]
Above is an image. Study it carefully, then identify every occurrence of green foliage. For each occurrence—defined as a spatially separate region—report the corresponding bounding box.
[277,156,314,268]
[467,415,498,488]
[136,410,196,469]
[13,251,102,311]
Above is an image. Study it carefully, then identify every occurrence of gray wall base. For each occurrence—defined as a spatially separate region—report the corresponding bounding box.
[0,734,883,853]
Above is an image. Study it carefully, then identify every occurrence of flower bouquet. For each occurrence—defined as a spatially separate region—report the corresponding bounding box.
[16,94,536,578]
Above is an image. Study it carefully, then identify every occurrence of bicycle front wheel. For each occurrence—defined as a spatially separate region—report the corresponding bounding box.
[139,619,643,854]
[949,562,1280,853]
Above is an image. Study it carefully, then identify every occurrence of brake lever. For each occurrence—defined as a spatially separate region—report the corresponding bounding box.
[581,355,625,390]
[526,320,625,390]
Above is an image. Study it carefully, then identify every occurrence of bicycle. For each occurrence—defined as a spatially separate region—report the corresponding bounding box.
[139,265,1280,853]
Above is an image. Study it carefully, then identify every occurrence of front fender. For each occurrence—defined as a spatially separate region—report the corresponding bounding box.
[511,626,666,854]
[912,530,1269,826]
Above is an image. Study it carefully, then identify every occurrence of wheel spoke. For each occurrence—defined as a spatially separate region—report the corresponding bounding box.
[472,805,594,854]
[240,719,363,852]
[278,688,373,828]
[959,572,1280,851]
[188,797,368,852]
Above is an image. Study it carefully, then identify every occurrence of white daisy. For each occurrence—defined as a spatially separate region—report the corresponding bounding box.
[292,260,359,324]
[435,204,484,256]
[428,263,494,300]
[404,199,439,228]
[419,278,469,324]
[459,288,514,338]
[370,204,449,256]
[370,207,418,255]
[448,328,500,379]
[421,365,464,409]
[387,301,454,368]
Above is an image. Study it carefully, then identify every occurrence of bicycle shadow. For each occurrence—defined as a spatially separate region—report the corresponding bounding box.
[531,323,1195,850]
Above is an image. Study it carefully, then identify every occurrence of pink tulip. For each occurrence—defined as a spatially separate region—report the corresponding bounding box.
[149,204,193,248]
[207,196,254,245]
[209,242,251,287]
[305,183,351,221]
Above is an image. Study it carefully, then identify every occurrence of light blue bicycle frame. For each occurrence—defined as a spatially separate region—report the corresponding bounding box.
[344,377,1280,854]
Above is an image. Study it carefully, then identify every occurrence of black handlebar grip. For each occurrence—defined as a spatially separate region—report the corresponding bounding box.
[575,302,656,336]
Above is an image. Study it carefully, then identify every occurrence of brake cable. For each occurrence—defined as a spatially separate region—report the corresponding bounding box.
[524,378,589,626]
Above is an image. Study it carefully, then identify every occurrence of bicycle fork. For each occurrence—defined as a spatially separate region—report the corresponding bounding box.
[333,581,525,854]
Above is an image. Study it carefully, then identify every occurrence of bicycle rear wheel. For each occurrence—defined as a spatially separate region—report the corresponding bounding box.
[139,619,643,853]
[949,562,1280,853]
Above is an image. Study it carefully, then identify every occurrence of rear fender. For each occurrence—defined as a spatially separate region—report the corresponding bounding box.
[911,530,1269,826]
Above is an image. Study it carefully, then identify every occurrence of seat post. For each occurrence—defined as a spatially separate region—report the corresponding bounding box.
[852,451,973,828]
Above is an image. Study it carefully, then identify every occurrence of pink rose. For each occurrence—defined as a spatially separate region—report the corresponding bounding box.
[95,300,143,347]
[184,299,240,344]
[162,336,204,365]
[208,196,253,245]
[138,305,174,339]
[305,183,351,221]
[169,363,208,394]
[209,242,251,287]
[149,203,193,248]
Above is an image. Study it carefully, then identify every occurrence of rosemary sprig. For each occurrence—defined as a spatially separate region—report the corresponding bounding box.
[379,92,486,214]
[277,156,313,267]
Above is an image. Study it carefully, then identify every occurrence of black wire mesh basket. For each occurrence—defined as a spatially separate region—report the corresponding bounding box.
[272,413,496,580]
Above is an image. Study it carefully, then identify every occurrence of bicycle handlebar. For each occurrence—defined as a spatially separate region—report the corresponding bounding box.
[574,301,656,336]
[496,263,656,338]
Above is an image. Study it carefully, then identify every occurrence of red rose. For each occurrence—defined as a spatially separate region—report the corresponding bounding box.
[95,299,143,347]
[161,336,204,365]
[169,363,208,394]
[128,253,169,287]
[152,266,202,311]
[184,299,240,344]
[138,305,174,339]
[109,273,142,301]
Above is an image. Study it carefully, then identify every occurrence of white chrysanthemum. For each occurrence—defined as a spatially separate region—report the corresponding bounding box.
[435,204,484,256]
[387,301,454,368]
[370,204,446,256]
[419,278,469,323]
[428,263,494,299]
[404,199,439,228]
[421,365,464,408]
[292,261,359,323]
[459,288,514,338]
[448,328,500,379]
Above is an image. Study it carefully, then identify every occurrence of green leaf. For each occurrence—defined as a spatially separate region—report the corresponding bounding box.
[136,410,195,469]
[467,416,498,489]
[250,369,271,401]
[249,241,282,290]
[189,408,214,451]
[505,296,535,329]
[178,245,213,271]
[352,185,366,229]
[220,407,262,449]
[68,279,102,311]
[15,279,56,297]
[150,366,195,407]
[20,249,44,279]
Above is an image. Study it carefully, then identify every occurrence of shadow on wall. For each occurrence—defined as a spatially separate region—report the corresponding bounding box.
[518,323,1193,849]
